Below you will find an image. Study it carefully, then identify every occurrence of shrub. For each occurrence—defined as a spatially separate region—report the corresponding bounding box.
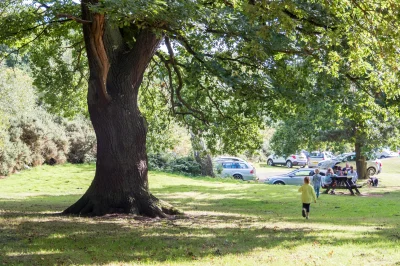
[0,133,32,175]
[169,156,201,175]
[0,109,70,175]
[148,153,171,171]
[9,110,69,166]
[64,117,97,163]
[148,152,201,176]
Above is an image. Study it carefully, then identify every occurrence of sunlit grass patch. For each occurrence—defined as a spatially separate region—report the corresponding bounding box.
[1,161,400,265]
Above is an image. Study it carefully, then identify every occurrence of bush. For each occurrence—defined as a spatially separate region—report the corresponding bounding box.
[0,109,70,175]
[148,152,201,176]
[148,153,170,171]
[64,117,96,163]
[0,132,31,175]
[169,156,201,175]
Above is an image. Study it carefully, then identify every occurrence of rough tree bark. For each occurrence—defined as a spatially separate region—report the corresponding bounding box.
[355,142,367,180]
[190,131,215,177]
[63,0,178,217]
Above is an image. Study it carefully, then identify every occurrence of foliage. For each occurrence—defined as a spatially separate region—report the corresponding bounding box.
[2,1,400,152]
[0,134,31,176]
[0,1,87,117]
[0,64,37,120]
[269,86,400,156]
[64,116,97,163]
[0,108,69,175]
[0,107,98,175]
[148,152,201,176]
[9,109,69,165]
[3,0,400,215]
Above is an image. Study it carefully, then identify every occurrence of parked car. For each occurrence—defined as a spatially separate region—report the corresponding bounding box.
[267,153,307,168]
[264,168,325,185]
[374,148,399,159]
[218,161,256,181]
[214,156,248,163]
[213,156,254,170]
[307,151,334,168]
[317,153,382,176]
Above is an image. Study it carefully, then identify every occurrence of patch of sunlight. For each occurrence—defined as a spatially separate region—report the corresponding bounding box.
[0,192,78,199]
[7,250,62,256]
[48,233,67,239]
[143,231,216,238]
[257,221,390,233]
[159,191,252,201]
[186,210,249,217]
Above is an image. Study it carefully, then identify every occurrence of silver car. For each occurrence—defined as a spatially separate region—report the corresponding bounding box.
[219,161,256,181]
[264,168,324,185]
[307,151,334,168]
[266,153,308,168]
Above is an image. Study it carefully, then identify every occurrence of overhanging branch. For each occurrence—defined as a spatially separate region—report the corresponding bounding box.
[164,36,208,122]
[57,13,92,24]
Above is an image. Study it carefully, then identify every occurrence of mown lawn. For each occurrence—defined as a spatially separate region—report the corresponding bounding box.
[1,158,400,265]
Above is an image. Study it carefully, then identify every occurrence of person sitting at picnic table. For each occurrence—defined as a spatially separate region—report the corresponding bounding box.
[347,165,358,184]
[334,166,343,176]
[324,167,338,194]
[342,163,350,175]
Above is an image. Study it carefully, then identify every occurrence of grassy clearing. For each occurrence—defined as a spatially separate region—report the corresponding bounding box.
[1,158,400,265]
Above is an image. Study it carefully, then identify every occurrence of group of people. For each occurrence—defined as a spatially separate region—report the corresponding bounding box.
[313,164,358,196]
[297,164,358,220]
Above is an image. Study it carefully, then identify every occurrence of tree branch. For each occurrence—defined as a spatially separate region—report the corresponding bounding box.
[283,9,337,31]
[155,51,176,114]
[57,13,92,24]
[164,37,208,122]
[0,26,48,64]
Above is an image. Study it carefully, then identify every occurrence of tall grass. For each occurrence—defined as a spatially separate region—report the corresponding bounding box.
[1,158,400,265]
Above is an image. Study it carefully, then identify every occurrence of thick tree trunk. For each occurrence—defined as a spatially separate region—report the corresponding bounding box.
[355,142,367,180]
[63,94,178,216]
[190,131,215,177]
[63,1,179,217]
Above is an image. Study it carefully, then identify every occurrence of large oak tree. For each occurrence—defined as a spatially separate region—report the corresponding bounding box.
[1,0,400,217]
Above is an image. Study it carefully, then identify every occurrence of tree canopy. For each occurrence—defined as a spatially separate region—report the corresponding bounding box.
[2,0,400,216]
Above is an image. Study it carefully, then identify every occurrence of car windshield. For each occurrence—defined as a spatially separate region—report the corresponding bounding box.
[287,170,299,175]
[336,154,349,161]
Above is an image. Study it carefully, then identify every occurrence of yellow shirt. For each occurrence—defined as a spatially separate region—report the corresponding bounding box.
[298,184,317,203]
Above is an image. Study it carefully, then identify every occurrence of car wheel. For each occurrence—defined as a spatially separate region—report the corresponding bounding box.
[267,159,274,166]
[367,167,376,176]
[233,174,243,180]
[286,160,293,168]
[274,181,285,185]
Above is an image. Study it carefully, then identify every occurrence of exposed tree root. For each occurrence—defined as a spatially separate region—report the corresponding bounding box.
[62,193,182,218]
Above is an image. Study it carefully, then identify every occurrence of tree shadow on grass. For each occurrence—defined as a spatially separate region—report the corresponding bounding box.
[1,194,400,265]
[1,212,399,265]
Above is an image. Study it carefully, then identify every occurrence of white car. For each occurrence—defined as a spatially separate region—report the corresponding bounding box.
[307,151,334,168]
[214,156,248,164]
[218,161,256,180]
[213,156,253,167]
[267,153,308,168]
[374,148,399,159]
[317,153,382,176]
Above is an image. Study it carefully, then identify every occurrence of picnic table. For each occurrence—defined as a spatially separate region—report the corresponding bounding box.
[322,176,362,195]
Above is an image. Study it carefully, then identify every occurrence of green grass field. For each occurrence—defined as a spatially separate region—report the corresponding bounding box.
[1,158,400,265]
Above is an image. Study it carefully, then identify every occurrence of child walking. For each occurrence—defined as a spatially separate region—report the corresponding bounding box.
[312,169,322,198]
[298,176,317,219]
